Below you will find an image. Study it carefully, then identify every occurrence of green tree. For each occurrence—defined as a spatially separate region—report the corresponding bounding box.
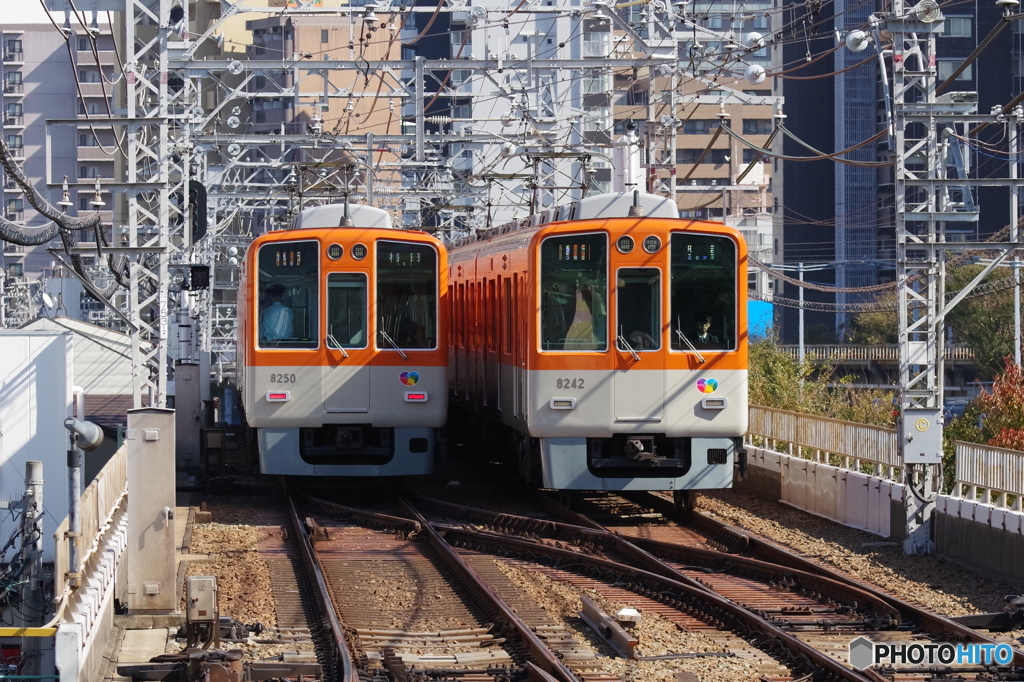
[748,336,895,427]
[847,265,1016,379]
[945,265,1014,379]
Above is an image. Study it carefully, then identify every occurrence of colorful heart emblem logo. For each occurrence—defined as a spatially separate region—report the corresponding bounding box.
[400,371,420,386]
[696,378,719,394]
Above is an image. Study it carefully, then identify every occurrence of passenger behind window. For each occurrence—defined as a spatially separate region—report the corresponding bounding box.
[261,283,294,345]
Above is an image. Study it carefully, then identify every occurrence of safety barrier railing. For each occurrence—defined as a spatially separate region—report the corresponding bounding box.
[775,344,975,362]
[953,441,1024,509]
[747,405,902,479]
[53,445,127,601]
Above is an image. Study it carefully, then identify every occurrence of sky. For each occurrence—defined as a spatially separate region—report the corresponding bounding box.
[4,2,74,24]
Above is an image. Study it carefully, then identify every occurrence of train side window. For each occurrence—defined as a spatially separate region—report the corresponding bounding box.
[377,241,438,350]
[616,267,661,351]
[326,273,367,348]
[257,240,319,349]
[670,233,737,351]
[539,233,607,351]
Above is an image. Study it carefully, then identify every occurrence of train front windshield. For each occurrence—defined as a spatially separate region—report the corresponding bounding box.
[540,233,608,351]
[670,233,736,351]
[377,241,438,349]
[257,240,319,349]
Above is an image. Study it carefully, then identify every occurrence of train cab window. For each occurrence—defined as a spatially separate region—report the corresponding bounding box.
[257,240,319,349]
[616,268,661,351]
[540,233,607,351]
[376,241,438,349]
[670,233,736,351]
[327,273,368,348]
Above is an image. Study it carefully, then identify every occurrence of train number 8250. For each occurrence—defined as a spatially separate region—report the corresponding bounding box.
[270,373,297,383]
[556,378,585,389]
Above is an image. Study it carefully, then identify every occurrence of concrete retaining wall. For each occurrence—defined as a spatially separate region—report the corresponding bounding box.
[56,512,127,682]
[736,445,1024,580]
[934,497,1024,584]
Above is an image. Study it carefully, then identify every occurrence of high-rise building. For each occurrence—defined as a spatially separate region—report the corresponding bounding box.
[777,2,1013,341]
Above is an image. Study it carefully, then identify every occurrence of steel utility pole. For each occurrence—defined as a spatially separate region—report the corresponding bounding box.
[890,0,1023,552]
[18,461,43,675]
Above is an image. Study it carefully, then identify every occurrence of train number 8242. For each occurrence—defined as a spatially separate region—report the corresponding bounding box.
[270,373,297,383]
[556,378,585,389]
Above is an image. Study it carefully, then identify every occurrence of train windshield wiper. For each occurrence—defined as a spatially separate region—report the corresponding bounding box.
[327,329,349,358]
[378,330,409,360]
[617,330,641,362]
[675,329,706,364]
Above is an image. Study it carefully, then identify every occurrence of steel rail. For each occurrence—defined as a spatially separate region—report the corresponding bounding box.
[413,495,900,626]
[285,493,359,682]
[625,491,1024,668]
[430,522,868,682]
[394,497,582,682]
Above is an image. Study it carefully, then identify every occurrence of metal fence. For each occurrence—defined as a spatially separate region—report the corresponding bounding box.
[750,404,1024,504]
[776,344,974,361]
[53,445,127,600]
[747,405,902,479]
[953,441,1024,509]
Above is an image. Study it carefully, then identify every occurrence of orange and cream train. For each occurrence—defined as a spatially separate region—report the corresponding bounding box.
[447,192,747,491]
[238,204,448,476]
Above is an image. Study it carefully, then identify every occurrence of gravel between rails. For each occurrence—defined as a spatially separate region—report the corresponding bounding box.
[696,490,1013,617]
[494,561,764,682]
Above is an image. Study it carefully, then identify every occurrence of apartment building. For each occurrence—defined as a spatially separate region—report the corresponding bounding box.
[0,18,116,325]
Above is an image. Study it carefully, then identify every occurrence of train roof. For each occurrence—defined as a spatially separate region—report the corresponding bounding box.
[447,192,682,250]
[291,203,393,230]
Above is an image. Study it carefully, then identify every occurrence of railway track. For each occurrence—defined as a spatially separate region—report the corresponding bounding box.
[516,490,1024,679]
[289,490,874,682]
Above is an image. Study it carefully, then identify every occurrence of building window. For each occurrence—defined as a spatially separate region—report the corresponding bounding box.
[943,17,971,37]
[6,198,23,212]
[742,148,763,163]
[79,37,89,51]
[79,133,96,147]
[6,72,22,85]
[5,135,22,149]
[708,148,729,164]
[682,119,719,134]
[937,59,972,80]
[321,29,329,43]
[743,119,773,135]
[80,196,88,210]
[5,103,22,117]
[88,103,100,115]
[677,149,701,164]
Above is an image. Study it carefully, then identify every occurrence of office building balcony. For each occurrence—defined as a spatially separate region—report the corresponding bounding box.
[3,83,23,96]
[2,50,23,65]
[4,211,23,222]
[3,115,23,128]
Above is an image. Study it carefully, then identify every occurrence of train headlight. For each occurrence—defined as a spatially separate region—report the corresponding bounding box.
[352,243,367,260]
[327,243,343,260]
[643,235,661,253]
[616,236,634,254]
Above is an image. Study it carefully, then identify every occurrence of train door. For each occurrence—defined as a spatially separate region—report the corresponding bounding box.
[456,282,467,399]
[324,271,371,413]
[485,278,499,409]
[517,273,528,419]
[613,266,665,421]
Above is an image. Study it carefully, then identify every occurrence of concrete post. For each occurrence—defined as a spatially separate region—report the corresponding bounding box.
[126,408,177,613]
